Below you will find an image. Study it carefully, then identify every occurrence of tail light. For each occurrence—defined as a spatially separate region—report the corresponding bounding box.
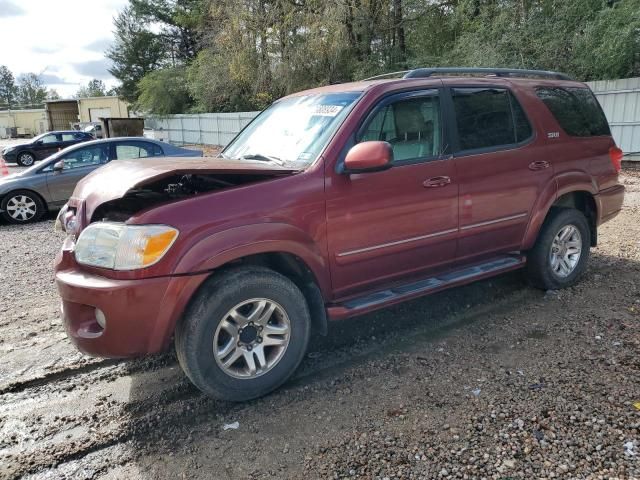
[609,146,623,173]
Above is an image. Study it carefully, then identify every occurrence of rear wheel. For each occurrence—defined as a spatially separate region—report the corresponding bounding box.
[17,152,35,167]
[176,266,311,401]
[1,190,45,224]
[526,208,590,290]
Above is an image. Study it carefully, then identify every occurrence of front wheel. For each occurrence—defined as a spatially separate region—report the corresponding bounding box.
[17,152,35,167]
[526,208,591,290]
[176,266,311,401]
[1,190,45,224]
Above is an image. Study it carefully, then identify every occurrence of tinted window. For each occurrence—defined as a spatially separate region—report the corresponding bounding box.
[536,87,610,137]
[452,88,531,151]
[40,134,58,144]
[60,145,108,170]
[359,93,441,162]
[61,133,76,141]
[116,142,161,160]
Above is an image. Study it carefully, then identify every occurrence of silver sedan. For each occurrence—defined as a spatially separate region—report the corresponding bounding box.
[0,137,202,224]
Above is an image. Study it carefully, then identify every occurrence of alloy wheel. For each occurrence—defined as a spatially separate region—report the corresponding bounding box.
[213,298,291,379]
[6,195,37,222]
[19,153,34,166]
[549,224,582,278]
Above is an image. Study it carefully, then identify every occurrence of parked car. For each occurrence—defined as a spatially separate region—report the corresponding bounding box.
[1,131,94,166]
[0,138,201,223]
[54,68,624,402]
[82,123,104,139]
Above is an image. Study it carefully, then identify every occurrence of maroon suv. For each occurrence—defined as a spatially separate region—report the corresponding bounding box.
[54,68,625,401]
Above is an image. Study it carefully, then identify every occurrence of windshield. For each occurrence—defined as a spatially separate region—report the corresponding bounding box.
[222,92,361,168]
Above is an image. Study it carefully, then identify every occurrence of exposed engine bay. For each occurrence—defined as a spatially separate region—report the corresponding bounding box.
[92,172,287,222]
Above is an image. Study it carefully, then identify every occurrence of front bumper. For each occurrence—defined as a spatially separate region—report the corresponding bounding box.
[55,248,209,358]
[1,151,17,163]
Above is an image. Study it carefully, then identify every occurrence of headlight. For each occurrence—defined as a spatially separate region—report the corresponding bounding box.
[74,222,178,270]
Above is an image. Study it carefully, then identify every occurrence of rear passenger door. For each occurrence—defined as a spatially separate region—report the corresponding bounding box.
[449,86,552,262]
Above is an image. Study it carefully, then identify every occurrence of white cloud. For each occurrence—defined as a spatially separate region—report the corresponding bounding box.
[0,0,25,17]
[0,0,128,97]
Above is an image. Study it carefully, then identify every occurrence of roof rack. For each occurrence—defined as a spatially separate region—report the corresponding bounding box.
[364,67,572,81]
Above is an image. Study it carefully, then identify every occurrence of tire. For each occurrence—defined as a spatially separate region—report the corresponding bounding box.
[16,152,35,167]
[1,190,46,224]
[176,266,311,401]
[526,208,590,290]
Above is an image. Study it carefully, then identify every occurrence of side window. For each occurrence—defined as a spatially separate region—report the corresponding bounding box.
[60,145,108,170]
[358,93,442,163]
[115,142,155,160]
[536,87,610,137]
[61,133,76,141]
[452,88,531,151]
[40,134,58,144]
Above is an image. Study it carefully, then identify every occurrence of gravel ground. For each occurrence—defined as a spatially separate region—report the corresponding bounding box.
[0,165,638,480]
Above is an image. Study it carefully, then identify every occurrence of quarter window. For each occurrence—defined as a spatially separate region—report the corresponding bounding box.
[359,94,442,163]
[115,142,162,160]
[536,87,610,137]
[452,88,532,151]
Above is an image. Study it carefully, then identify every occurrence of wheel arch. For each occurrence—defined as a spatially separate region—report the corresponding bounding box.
[524,188,598,250]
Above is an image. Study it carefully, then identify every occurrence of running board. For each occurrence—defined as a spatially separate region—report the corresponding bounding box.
[328,255,525,319]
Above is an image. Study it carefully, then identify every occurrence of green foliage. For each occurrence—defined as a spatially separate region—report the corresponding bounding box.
[15,73,48,108]
[0,65,16,108]
[110,0,640,114]
[77,79,107,98]
[136,67,192,115]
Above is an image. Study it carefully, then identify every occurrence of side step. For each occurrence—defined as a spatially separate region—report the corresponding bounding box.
[329,255,525,319]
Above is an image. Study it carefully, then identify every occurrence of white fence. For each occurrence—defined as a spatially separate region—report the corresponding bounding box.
[587,77,640,160]
[144,112,259,147]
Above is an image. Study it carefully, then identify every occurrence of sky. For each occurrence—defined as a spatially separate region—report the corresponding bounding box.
[0,0,128,98]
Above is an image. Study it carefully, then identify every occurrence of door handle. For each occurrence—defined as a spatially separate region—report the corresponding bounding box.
[529,160,550,171]
[423,176,451,188]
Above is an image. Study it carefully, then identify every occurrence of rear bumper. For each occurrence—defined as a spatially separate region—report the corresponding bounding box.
[55,249,209,358]
[596,184,625,225]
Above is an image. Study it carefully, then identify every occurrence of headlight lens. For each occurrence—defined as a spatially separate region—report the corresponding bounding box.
[3,146,15,153]
[74,222,179,270]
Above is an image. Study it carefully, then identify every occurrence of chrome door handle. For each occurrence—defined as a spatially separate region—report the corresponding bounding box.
[423,176,451,188]
[529,160,550,171]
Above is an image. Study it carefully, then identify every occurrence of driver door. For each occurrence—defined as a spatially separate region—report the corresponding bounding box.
[34,133,62,160]
[45,144,111,204]
[325,89,459,298]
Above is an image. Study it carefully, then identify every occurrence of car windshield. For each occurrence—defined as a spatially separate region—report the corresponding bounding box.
[222,92,361,168]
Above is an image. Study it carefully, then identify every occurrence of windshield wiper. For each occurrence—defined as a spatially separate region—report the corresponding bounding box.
[240,153,285,166]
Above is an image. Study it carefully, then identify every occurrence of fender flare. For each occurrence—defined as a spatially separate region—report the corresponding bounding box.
[172,222,331,297]
[522,171,598,251]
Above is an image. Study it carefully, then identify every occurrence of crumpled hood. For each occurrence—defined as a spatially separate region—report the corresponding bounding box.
[70,156,298,223]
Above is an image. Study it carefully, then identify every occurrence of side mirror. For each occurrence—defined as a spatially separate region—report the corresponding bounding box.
[35,140,43,145]
[53,160,64,172]
[343,141,393,174]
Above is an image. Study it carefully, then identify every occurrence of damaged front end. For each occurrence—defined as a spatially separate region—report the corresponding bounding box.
[60,157,299,231]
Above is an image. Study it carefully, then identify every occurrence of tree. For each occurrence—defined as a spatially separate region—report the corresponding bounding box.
[16,73,48,108]
[47,89,61,100]
[0,65,16,108]
[77,79,107,98]
[136,67,192,115]
[107,6,166,102]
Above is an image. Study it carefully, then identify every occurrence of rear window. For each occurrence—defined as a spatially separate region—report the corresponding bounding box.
[452,88,533,151]
[535,87,610,137]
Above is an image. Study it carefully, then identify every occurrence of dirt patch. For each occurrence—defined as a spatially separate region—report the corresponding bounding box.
[0,170,639,480]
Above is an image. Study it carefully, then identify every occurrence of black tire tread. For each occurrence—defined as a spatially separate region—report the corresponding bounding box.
[526,207,590,290]
[175,265,311,401]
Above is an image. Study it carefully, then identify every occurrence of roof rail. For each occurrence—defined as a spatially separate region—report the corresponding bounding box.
[363,70,411,81]
[402,67,572,81]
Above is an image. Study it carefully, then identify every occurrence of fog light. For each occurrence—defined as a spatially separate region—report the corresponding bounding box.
[95,308,107,329]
